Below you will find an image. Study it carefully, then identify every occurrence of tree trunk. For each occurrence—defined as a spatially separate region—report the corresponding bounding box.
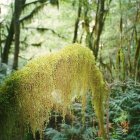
[2,0,26,66]
[134,38,140,82]
[93,0,106,59]
[0,11,2,64]
[2,18,14,64]
[84,5,93,51]
[72,0,82,43]
[12,0,21,70]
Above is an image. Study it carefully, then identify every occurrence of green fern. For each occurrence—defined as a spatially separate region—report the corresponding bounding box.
[109,80,140,140]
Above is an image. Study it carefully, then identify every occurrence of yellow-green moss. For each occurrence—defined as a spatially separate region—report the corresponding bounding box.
[0,43,109,139]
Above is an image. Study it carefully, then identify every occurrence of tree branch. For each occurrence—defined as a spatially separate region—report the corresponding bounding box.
[24,27,67,39]
[20,2,49,22]
[23,0,39,9]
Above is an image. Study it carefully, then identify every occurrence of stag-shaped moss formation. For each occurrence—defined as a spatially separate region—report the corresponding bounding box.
[0,44,108,139]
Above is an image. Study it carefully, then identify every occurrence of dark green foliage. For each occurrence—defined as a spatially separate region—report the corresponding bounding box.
[45,93,102,140]
[109,80,140,140]
[49,0,59,9]
[44,80,140,140]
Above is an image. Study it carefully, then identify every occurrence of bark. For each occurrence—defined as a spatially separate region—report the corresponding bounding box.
[133,2,140,82]
[72,0,82,43]
[12,0,22,70]
[134,39,140,66]
[84,7,93,51]
[134,38,140,82]
[2,18,14,64]
[0,18,2,63]
[93,0,106,59]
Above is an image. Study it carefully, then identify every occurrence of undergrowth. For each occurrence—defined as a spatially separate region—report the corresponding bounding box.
[44,80,140,140]
[45,93,102,140]
[109,80,140,140]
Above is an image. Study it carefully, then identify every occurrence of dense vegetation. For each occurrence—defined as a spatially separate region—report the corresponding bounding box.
[0,0,140,140]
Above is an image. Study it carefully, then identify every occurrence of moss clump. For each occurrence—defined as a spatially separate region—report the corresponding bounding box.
[0,43,108,139]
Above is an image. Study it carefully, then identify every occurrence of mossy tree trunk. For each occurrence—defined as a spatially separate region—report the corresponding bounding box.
[79,0,111,60]
[133,4,140,82]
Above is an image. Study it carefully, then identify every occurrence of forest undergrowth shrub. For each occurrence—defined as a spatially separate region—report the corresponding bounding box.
[0,44,108,139]
[45,93,102,140]
[109,80,140,140]
[45,80,140,140]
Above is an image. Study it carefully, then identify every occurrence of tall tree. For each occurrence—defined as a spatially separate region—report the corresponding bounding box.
[133,0,140,82]
[2,17,14,64]
[2,0,49,68]
[72,0,82,43]
[72,0,111,59]
[12,0,22,70]
[2,0,26,65]
[92,0,106,59]
[0,7,2,64]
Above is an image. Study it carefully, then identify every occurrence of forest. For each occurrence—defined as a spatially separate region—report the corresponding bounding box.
[0,0,140,140]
